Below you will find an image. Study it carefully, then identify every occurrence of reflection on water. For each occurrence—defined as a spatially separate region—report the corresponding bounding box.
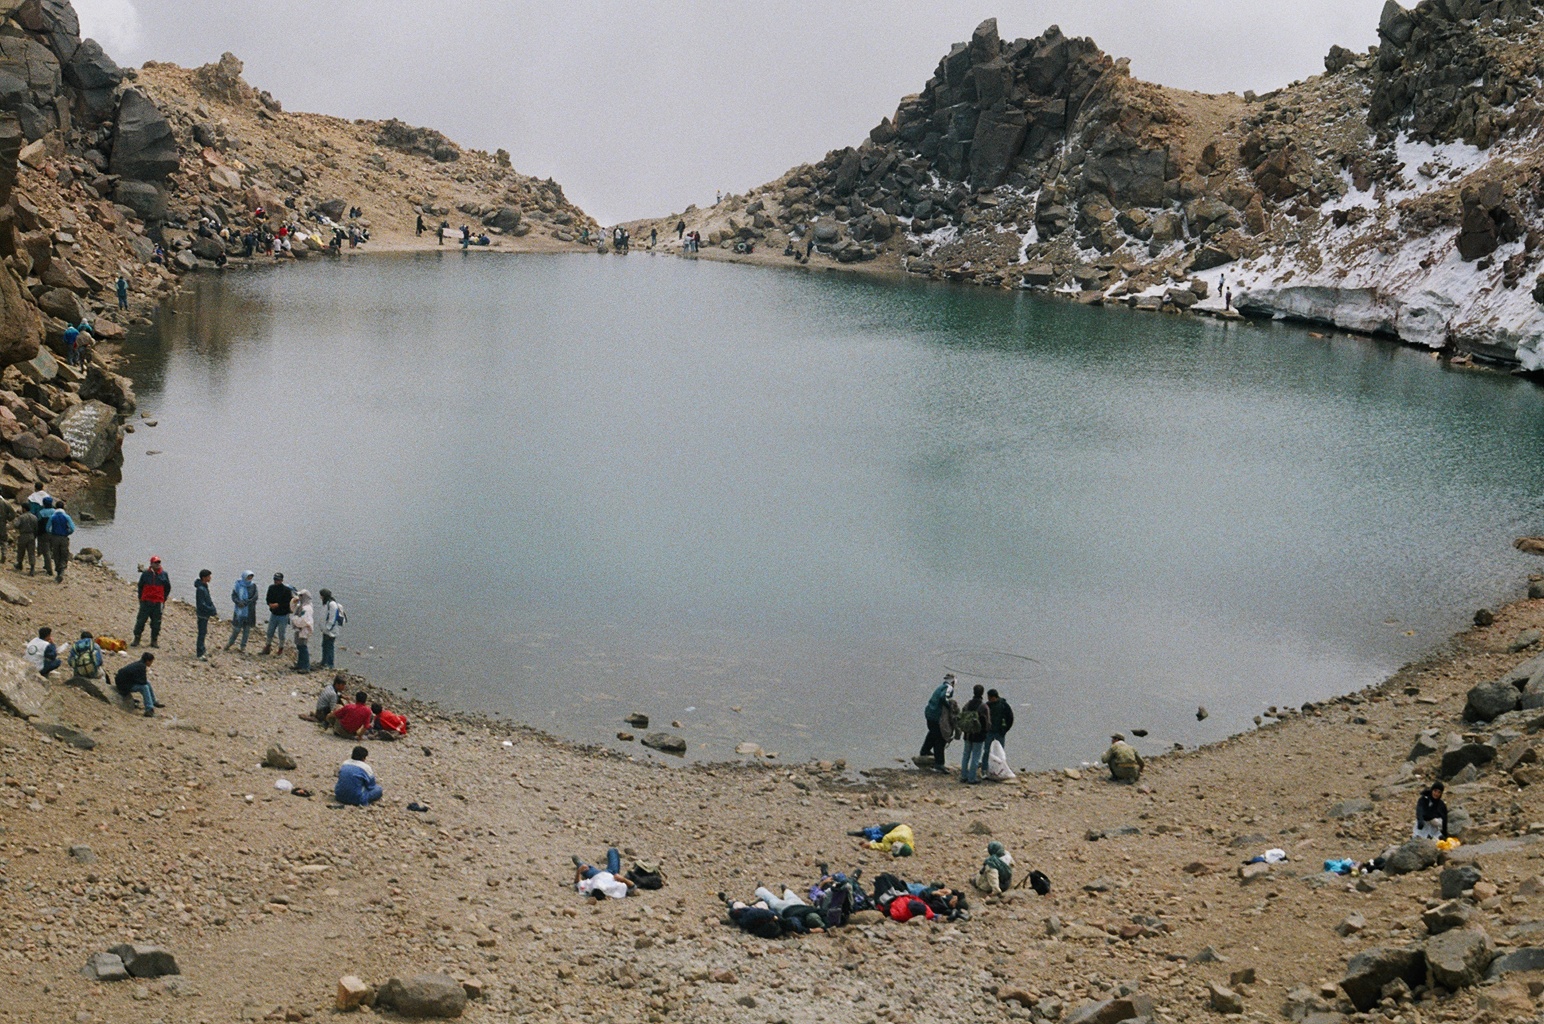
[77,251,1544,770]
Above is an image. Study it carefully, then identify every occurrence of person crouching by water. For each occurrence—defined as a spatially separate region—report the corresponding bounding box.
[335,745,383,806]
[1101,733,1144,783]
[1415,782,1449,840]
[916,673,956,770]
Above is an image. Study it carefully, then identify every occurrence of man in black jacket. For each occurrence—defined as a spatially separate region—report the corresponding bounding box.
[261,572,294,656]
[986,689,1014,753]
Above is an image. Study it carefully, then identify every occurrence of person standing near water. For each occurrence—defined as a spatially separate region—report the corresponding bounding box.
[957,684,988,784]
[415,213,425,237]
[133,556,169,647]
[916,673,955,770]
[986,688,1014,752]
[194,569,217,659]
[13,503,36,575]
[226,571,257,651]
[262,572,294,656]
[676,219,685,241]
[290,589,315,673]
[44,498,72,582]
[319,588,346,670]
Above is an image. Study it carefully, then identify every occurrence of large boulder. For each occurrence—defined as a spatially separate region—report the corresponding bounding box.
[375,974,467,1019]
[0,113,20,205]
[1339,946,1426,1012]
[114,180,165,221]
[1465,678,1521,722]
[482,206,521,232]
[109,88,179,181]
[1440,738,1496,779]
[36,287,84,323]
[78,363,134,412]
[1383,838,1438,875]
[0,32,62,138]
[105,944,179,978]
[1423,927,1492,990]
[0,650,46,719]
[57,399,120,468]
[969,103,1027,189]
[0,265,40,367]
[316,198,347,220]
[60,37,121,120]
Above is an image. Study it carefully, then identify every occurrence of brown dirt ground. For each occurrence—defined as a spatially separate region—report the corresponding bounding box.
[0,554,1543,1022]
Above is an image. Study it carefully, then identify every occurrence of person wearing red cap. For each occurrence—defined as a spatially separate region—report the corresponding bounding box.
[133,556,170,648]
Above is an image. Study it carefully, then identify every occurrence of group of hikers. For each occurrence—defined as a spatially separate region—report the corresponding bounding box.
[305,675,409,741]
[917,673,1148,785]
[0,489,78,583]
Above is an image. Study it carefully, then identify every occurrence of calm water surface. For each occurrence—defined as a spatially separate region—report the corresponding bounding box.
[74,252,1544,769]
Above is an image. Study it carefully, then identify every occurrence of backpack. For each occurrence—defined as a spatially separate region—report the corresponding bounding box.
[68,640,99,678]
[629,862,664,890]
[1029,870,1051,896]
[956,705,982,736]
[48,511,72,536]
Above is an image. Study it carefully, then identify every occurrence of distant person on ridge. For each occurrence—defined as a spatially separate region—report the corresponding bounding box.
[676,219,685,241]
[1100,733,1144,783]
[916,673,955,771]
[43,498,73,582]
[194,568,218,659]
[261,572,294,656]
[226,570,258,651]
[415,213,424,236]
[650,227,657,249]
[133,556,170,647]
[13,502,36,575]
[116,274,129,310]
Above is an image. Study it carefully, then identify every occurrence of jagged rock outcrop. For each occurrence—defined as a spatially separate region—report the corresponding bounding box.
[376,118,459,162]
[108,87,178,181]
[631,1,1544,367]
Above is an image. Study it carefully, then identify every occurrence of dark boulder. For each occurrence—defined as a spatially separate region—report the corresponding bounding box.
[110,88,180,181]
[483,206,521,232]
[1383,838,1438,875]
[113,180,165,222]
[1339,946,1425,1012]
[1440,739,1496,779]
[969,103,1027,189]
[1423,927,1492,990]
[316,198,347,220]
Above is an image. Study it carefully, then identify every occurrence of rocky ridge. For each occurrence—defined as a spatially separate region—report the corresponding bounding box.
[0,1,596,502]
[630,2,1544,368]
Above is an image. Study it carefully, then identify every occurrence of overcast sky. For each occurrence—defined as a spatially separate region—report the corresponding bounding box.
[73,1,1385,224]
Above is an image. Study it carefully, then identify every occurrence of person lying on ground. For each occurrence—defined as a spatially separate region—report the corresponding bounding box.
[719,895,787,939]
[1415,782,1448,841]
[880,891,934,923]
[307,675,347,723]
[974,841,1015,894]
[334,745,383,806]
[571,847,633,899]
[1101,733,1144,783]
[754,885,828,933]
[370,702,409,739]
[858,822,914,857]
[24,626,59,677]
[327,691,374,739]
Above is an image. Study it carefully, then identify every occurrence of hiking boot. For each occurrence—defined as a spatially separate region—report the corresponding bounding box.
[570,855,583,868]
[148,641,158,648]
[911,755,931,768]
[143,708,155,718]
[130,638,140,647]
[260,645,271,655]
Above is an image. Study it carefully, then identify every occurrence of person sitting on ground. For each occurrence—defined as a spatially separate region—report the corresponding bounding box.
[67,631,103,679]
[1100,733,1144,783]
[114,652,158,717]
[334,745,383,806]
[571,847,633,899]
[858,822,914,857]
[973,841,1015,894]
[371,702,409,739]
[24,626,60,677]
[308,674,347,723]
[327,691,374,739]
[1415,782,1449,840]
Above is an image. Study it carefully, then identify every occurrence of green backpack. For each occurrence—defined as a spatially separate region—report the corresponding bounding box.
[68,640,99,678]
[956,705,983,736]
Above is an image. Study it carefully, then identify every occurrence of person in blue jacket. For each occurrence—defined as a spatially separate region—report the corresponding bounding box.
[225,571,258,652]
[918,673,956,770]
[194,569,218,659]
[335,746,383,806]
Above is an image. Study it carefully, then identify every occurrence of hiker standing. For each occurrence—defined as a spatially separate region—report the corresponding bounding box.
[226,571,258,651]
[194,568,218,659]
[261,572,294,655]
[0,498,13,564]
[319,587,346,670]
[957,684,988,784]
[43,498,73,582]
[13,503,36,575]
[35,498,54,576]
[675,219,685,241]
[416,213,424,237]
[917,673,956,770]
[290,589,315,673]
[116,274,129,310]
[986,688,1015,753]
[132,556,169,646]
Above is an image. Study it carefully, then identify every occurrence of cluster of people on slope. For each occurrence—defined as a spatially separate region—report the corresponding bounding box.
[224,570,346,672]
[308,676,409,741]
[4,490,77,583]
[27,623,160,716]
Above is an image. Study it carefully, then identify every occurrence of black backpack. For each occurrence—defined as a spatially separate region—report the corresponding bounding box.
[1029,870,1051,896]
[629,862,664,890]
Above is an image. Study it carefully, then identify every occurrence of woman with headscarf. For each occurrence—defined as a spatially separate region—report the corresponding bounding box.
[290,589,315,674]
[1414,783,1449,840]
[974,841,1015,894]
[225,571,258,652]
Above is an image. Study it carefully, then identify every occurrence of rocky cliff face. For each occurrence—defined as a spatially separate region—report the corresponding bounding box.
[636,2,1544,369]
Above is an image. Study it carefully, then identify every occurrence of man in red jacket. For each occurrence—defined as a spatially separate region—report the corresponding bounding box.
[328,692,374,739]
[133,556,170,648]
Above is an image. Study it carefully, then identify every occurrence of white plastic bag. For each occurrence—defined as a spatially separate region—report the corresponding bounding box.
[985,740,1016,781]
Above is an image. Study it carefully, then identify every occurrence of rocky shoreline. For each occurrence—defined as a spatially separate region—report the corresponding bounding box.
[626,2,1544,371]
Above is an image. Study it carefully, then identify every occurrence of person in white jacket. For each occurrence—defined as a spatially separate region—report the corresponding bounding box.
[318,588,346,670]
[290,589,315,674]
